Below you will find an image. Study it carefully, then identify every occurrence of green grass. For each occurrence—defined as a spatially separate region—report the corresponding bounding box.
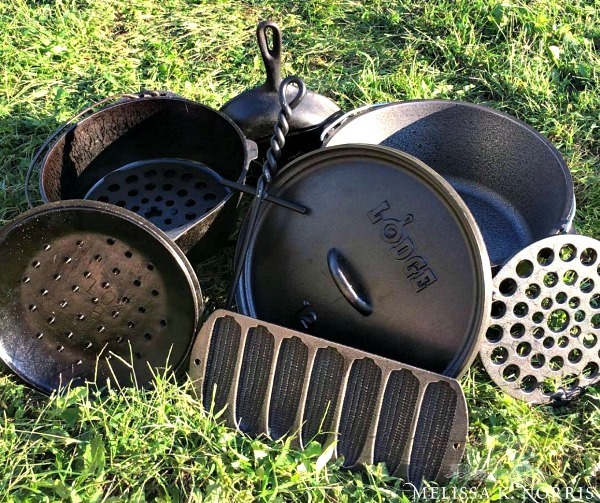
[1,0,599,500]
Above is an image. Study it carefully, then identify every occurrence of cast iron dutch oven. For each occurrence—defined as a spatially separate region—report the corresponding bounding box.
[235,144,492,377]
[27,92,257,256]
[322,100,576,271]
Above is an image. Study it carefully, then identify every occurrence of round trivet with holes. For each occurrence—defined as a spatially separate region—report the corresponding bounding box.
[84,159,230,233]
[481,234,600,404]
[0,200,203,394]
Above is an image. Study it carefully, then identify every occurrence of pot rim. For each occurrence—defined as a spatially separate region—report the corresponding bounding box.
[39,94,254,203]
[322,98,575,234]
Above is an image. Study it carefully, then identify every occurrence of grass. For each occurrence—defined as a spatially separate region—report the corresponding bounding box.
[1,0,599,500]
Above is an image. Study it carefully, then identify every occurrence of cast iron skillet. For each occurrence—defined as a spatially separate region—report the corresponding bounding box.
[322,100,575,271]
[221,21,342,162]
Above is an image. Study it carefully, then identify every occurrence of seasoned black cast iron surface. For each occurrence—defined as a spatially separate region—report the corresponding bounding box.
[189,310,468,486]
[38,95,253,252]
[323,100,575,269]
[220,21,341,161]
[84,159,230,234]
[481,235,600,404]
[236,145,491,377]
[0,200,202,393]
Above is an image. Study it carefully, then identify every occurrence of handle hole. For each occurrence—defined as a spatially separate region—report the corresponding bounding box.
[266,26,276,53]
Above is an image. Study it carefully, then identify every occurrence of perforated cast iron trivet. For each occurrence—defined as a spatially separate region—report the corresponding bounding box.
[84,158,305,236]
[481,235,600,405]
[0,200,203,393]
[189,310,468,486]
[84,159,230,234]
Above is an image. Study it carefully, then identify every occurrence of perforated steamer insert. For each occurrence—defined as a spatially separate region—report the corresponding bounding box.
[481,235,600,404]
[84,159,229,234]
[0,200,202,393]
[189,310,468,486]
[83,158,305,234]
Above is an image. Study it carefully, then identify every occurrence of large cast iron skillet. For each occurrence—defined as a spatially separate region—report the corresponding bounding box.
[323,100,575,270]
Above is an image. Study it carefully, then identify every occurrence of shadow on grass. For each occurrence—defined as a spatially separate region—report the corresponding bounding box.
[0,111,63,222]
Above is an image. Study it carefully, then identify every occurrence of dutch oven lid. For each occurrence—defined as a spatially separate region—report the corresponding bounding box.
[0,200,203,393]
[236,145,491,377]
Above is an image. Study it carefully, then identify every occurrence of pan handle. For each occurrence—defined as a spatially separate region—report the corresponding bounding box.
[319,102,391,143]
[218,178,307,214]
[257,20,282,92]
[24,90,171,209]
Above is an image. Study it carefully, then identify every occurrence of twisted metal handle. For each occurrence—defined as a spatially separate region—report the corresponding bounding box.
[227,76,307,309]
[262,75,307,182]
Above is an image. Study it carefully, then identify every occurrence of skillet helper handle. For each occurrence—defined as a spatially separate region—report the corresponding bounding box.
[245,139,259,161]
[24,90,169,209]
[257,20,283,92]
